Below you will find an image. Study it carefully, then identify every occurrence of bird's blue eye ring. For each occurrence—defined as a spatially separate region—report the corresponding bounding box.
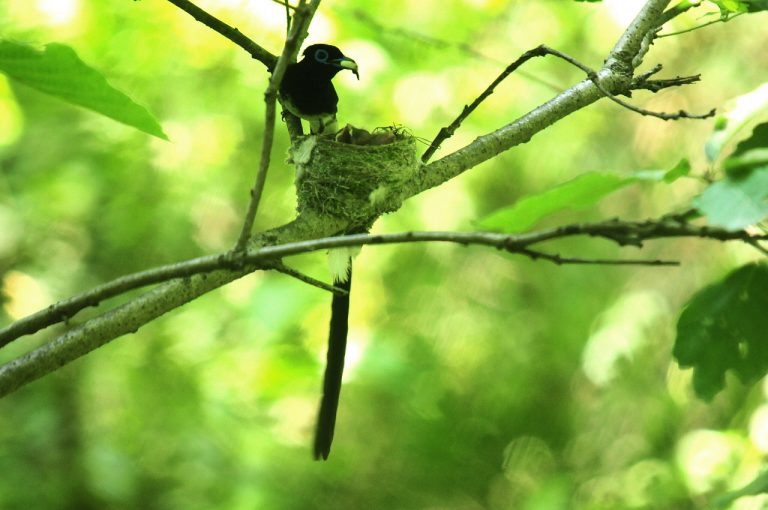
[314,49,329,63]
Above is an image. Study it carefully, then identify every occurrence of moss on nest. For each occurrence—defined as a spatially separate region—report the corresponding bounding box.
[291,128,418,225]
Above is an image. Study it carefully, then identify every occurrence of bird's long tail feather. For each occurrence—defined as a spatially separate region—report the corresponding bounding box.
[313,261,352,460]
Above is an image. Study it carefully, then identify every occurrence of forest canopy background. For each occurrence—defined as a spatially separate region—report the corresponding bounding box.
[1,0,767,509]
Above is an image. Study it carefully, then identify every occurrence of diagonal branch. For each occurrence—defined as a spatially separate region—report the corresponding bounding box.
[234,0,320,250]
[421,45,555,163]
[0,252,237,349]
[271,262,349,295]
[165,0,278,69]
[416,0,674,194]
[421,40,711,163]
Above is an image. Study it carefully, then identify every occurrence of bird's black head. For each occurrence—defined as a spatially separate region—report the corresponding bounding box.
[301,44,359,80]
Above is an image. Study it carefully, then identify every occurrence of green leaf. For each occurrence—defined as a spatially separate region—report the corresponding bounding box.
[731,121,768,158]
[708,0,752,13]
[693,166,768,230]
[663,158,691,183]
[744,0,768,12]
[713,469,768,508]
[720,121,768,177]
[476,171,662,233]
[0,40,167,140]
[723,148,768,177]
[704,83,768,162]
[673,263,768,400]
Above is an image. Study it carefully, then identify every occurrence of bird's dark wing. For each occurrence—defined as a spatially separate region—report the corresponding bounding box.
[280,64,339,125]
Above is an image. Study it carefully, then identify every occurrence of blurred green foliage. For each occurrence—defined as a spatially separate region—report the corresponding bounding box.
[0,40,167,139]
[1,1,768,509]
[675,263,768,401]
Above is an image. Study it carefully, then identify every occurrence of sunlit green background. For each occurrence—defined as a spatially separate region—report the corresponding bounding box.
[1,1,767,508]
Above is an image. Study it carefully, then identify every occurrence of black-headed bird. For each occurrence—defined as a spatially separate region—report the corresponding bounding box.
[279,44,358,135]
[278,44,358,460]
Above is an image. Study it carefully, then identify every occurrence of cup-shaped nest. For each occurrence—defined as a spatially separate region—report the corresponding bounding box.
[291,127,419,225]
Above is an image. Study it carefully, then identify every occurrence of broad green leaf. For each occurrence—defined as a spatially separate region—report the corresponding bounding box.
[693,166,768,230]
[673,263,768,400]
[476,171,662,233]
[0,40,167,140]
[705,82,768,162]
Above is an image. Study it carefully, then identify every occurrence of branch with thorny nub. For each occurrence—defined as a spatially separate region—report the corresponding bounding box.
[0,0,750,399]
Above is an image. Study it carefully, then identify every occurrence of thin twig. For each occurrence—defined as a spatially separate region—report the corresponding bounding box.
[164,0,277,70]
[633,73,703,93]
[271,0,296,12]
[3,218,765,347]
[587,70,715,120]
[421,41,713,163]
[284,0,291,34]
[658,0,701,26]
[592,77,715,120]
[539,46,715,120]
[417,0,673,193]
[271,263,349,295]
[233,0,320,251]
[518,247,678,266]
[421,45,554,163]
[632,63,664,84]
[746,239,768,257]
[659,12,745,38]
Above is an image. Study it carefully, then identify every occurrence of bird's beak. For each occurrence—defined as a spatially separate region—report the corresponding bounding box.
[334,57,359,79]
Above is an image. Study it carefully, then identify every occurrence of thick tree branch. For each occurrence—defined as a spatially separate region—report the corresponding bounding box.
[606,0,671,69]
[0,252,239,348]
[0,213,345,397]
